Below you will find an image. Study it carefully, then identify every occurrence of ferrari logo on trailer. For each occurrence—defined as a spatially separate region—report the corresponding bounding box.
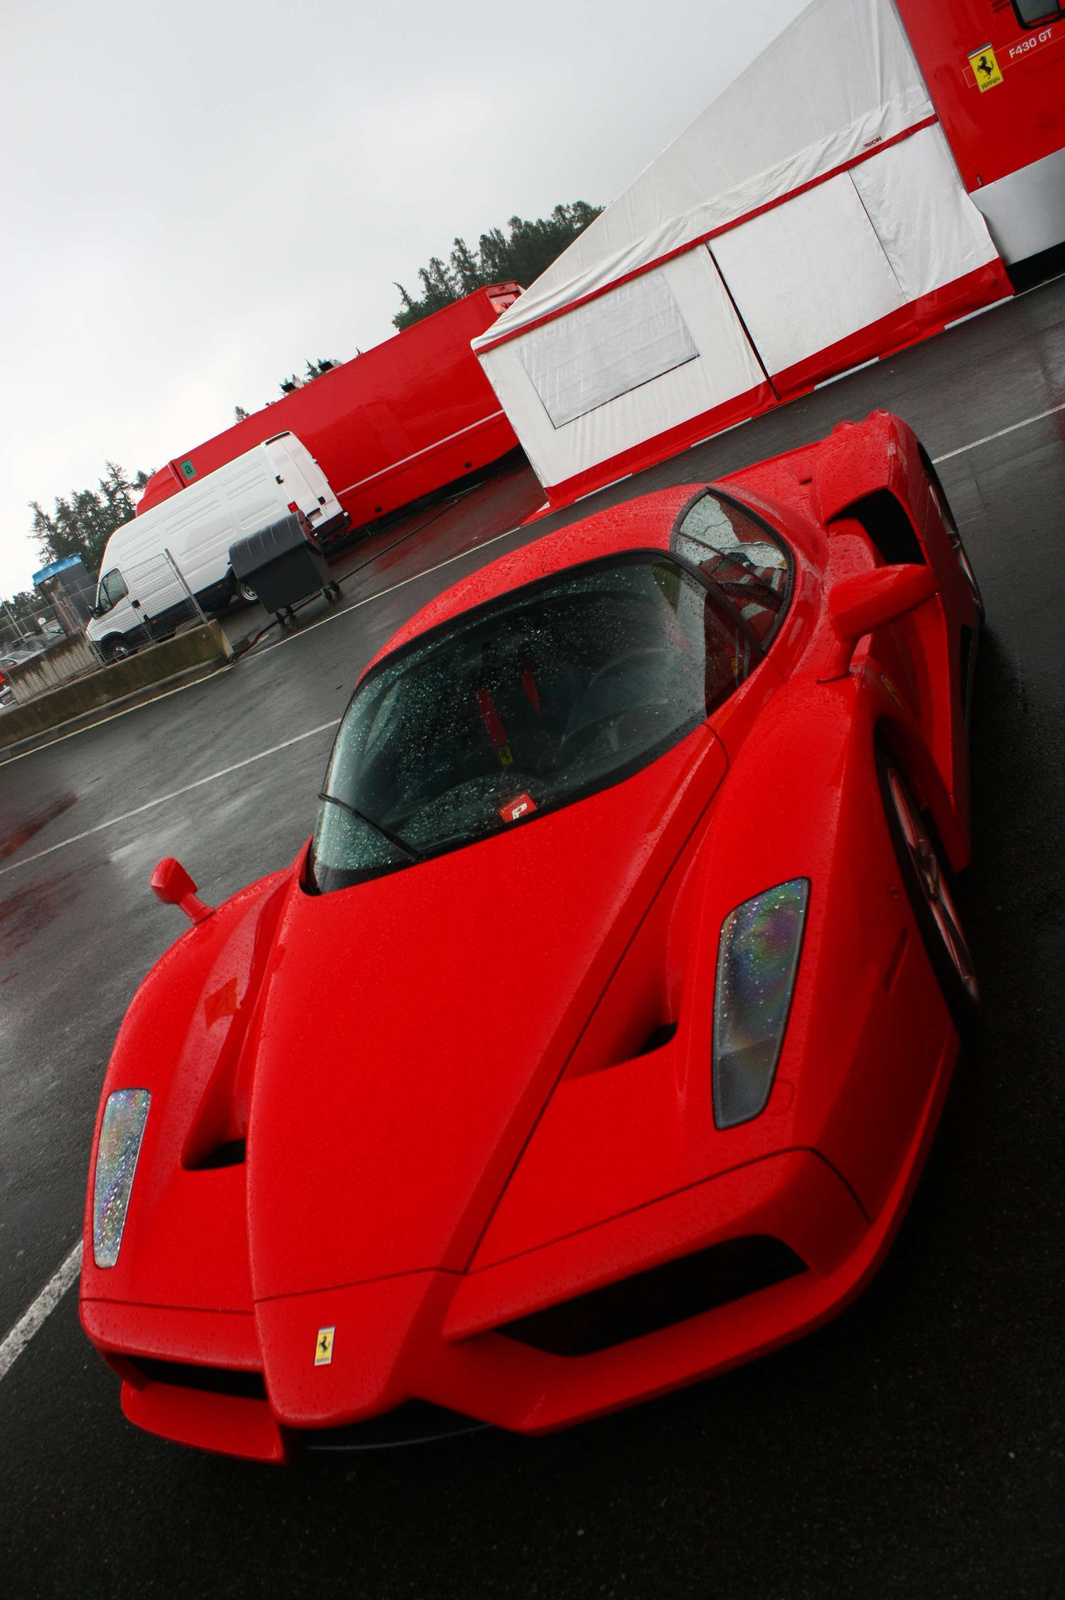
[314,1326,335,1366]
[968,45,1003,91]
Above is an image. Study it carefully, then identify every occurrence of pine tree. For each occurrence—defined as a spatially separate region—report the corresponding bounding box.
[449,237,483,295]
[29,462,148,576]
[393,202,602,329]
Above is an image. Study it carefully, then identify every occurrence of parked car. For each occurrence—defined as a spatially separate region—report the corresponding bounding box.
[81,410,983,1461]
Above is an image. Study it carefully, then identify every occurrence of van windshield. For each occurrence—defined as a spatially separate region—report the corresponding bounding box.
[96,570,129,612]
[308,551,761,893]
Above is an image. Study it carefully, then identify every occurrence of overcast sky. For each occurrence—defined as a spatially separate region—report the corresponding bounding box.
[0,0,809,598]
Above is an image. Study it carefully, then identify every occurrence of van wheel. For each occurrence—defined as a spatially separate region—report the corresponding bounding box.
[238,581,257,603]
[205,573,238,616]
[104,637,134,663]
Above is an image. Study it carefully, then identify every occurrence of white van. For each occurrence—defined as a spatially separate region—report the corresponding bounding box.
[87,433,346,659]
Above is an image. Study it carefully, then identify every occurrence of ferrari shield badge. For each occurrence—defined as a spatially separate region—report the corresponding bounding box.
[314,1326,335,1366]
[968,44,1003,91]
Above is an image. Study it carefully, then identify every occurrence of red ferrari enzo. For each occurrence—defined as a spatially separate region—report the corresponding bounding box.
[81,410,983,1462]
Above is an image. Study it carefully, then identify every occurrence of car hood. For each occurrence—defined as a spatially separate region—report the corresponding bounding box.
[247,726,727,1302]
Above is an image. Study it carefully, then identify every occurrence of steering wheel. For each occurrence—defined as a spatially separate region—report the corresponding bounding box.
[559,699,678,763]
[587,645,673,687]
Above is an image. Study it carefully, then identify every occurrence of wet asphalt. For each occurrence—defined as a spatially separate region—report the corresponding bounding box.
[0,275,1063,1599]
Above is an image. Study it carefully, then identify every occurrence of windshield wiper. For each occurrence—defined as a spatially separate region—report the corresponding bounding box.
[317,792,422,861]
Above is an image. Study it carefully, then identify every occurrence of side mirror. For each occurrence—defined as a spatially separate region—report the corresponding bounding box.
[824,564,938,678]
[150,857,214,924]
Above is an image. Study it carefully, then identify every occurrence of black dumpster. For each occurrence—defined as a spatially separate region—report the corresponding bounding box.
[229,514,341,627]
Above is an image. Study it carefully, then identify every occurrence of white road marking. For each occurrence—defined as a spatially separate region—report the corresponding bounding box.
[0,661,238,769]
[932,401,1065,463]
[0,1240,82,1383]
[0,719,340,878]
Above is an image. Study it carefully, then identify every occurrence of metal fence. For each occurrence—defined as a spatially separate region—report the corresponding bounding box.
[0,550,206,708]
[108,549,205,643]
[0,594,71,662]
[0,592,96,707]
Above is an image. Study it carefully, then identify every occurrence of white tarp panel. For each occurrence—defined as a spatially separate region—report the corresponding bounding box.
[518,271,698,428]
[708,123,1000,381]
[478,247,766,491]
[850,123,1000,301]
[710,174,907,378]
[474,0,931,350]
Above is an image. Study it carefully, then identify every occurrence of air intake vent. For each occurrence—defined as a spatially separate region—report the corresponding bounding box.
[188,1139,246,1170]
[129,1357,266,1401]
[832,491,925,566]
[500,1235,805,1357]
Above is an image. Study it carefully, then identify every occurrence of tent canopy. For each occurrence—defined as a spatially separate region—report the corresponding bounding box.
[475,0,934,351]
[474,0,1005,506]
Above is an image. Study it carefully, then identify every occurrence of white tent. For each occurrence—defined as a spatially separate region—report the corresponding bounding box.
[474,0,1009,508]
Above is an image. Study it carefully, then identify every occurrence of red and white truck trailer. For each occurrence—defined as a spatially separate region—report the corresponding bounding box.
[136,283,522,536]
[471,0,1063,516]
[894,0,1065,268]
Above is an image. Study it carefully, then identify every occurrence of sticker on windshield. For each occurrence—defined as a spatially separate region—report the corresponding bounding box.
[499,793,537,824]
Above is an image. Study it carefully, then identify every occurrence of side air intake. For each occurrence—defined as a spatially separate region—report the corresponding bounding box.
[499,1236,806,1357]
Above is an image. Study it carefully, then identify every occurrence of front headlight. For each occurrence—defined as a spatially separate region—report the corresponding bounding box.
[92,1089,151,1268]
[713,880,809,1130]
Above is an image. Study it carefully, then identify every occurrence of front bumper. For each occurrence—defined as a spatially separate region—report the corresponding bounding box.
[82,1026,959,1463]
[82,1121,933,1464]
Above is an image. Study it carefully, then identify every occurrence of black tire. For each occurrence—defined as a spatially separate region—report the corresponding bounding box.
[103,637,134,663]
[954,535,985,624]
[876,745,979,1041]
[205,573,237,616]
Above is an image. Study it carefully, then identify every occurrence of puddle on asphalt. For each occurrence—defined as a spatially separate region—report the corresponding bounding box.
[0,793,77,860]
[0,870,80,964]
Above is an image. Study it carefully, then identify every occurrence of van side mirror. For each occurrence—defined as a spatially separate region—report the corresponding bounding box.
[150,857,214,923]
[824,564,938,678]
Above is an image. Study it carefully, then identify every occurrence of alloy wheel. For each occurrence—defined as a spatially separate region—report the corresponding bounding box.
[888,769,979,1003]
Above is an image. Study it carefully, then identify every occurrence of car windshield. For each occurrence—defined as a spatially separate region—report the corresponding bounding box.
[308,552,760,893]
